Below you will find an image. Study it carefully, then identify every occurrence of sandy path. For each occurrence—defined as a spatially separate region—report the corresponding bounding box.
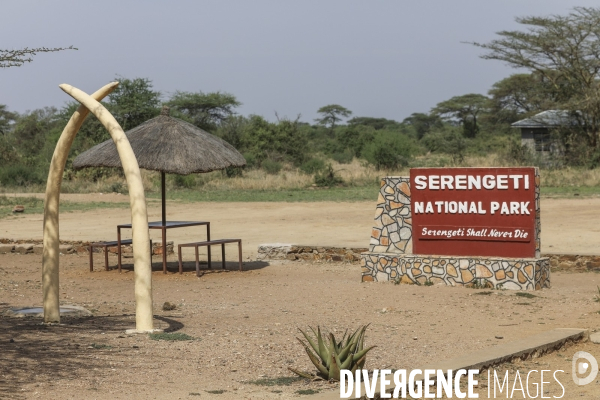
[541,197,600,254]
[1,200,375,259]
[1,196,600,256]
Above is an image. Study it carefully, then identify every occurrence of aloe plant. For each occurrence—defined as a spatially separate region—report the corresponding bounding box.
[289,325,376,381]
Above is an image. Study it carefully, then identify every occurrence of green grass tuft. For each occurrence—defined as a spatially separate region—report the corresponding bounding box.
[515,292,536,299]
[90,343,112,349]
[248,376,306,387]
[296,389,320,395]
[148,332,195,341]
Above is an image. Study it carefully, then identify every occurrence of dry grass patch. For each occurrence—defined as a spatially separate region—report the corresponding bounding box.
[4,154,600,199]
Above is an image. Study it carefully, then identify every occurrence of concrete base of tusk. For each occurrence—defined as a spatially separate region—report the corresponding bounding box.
[125,328,164,335]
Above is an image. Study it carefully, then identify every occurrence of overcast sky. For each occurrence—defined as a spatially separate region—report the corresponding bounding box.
[1,1,598,123]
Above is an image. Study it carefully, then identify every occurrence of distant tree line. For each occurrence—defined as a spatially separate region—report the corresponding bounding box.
[0,74,505,188]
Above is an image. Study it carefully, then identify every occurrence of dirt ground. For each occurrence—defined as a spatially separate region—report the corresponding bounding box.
[0,196,599,399]
[2,195,600,255]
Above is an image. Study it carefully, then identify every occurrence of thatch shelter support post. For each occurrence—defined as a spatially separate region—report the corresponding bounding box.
[161,171,166,225]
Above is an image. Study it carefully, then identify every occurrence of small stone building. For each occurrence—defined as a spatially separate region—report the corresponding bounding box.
[511,110,570,154]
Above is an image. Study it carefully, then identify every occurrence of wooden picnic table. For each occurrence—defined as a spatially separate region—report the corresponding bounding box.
[117,221,210,273]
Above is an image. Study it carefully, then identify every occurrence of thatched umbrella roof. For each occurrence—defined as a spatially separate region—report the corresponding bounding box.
[73,106,246,174]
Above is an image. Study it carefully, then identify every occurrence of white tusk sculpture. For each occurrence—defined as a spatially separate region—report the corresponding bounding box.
[43,82,117,323]
[42,83,155,332]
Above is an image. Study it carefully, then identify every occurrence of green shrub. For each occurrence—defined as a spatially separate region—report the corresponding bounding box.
[362,131,416,170]
[503,140,534,165]
[334,125,376,158]
[173,174,196,189]
[300,158,325,174]
[421,128,466,163]
[242,152,258,169]
[587,149,600,169]
[409,155,454,168]
[331,150,354,164]
[464,132,512,156]
[224,166,243,178]
[72,166,122,182]
[0,136,19,165]
[0,165,44,186]
[262,159,282,175]
[314,164,343,187]
[242,115,308,166]
[105,181,127,194]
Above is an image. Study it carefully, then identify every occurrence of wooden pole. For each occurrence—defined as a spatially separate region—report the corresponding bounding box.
[161,171,166,225]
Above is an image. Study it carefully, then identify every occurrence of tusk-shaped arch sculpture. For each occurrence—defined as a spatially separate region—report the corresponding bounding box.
[58,84,154,331]
[43,83,154,332]
[43,82,118,323]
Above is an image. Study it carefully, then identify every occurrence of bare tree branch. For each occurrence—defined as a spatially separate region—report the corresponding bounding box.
[0,46,77,68]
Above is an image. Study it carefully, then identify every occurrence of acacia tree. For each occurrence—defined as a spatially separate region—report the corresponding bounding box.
[402,112,443,139]
[315,104,352,133]
[486,73,554,124]
[106,77,161,131]
[471,7,600,149]
[431,94,488,138]
[167,91,241,132]
[0,46,76,68]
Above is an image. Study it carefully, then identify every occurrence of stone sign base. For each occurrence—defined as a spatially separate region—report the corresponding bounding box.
[257,244,366,262]
[361,253,550,291]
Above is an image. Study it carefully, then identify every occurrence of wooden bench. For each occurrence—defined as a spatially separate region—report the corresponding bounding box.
[89,239,152,272]
[177,239,242,276]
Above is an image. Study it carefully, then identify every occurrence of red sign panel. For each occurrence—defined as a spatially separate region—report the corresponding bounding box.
[410,167,537,258]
